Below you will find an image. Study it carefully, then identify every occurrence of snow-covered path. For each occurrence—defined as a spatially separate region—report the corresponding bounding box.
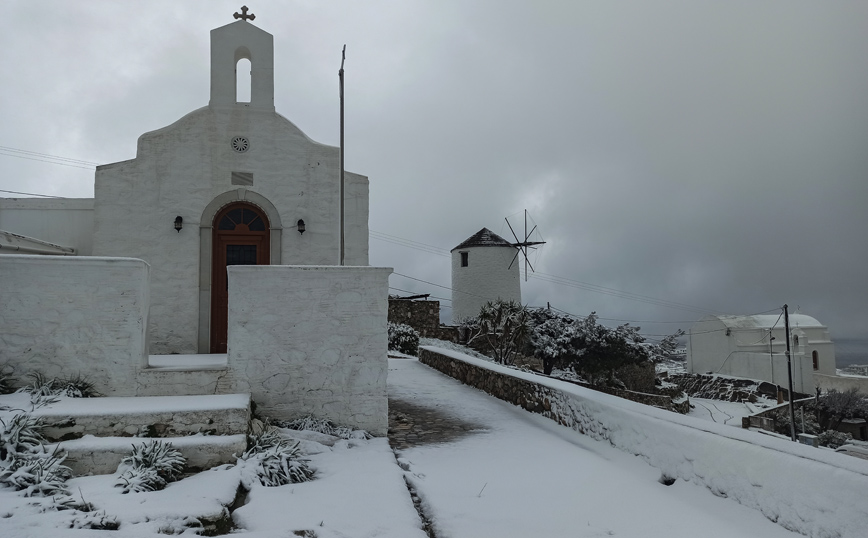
[388,358,802,538]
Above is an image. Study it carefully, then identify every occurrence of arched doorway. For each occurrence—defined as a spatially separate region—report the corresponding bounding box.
[210,202,270,353]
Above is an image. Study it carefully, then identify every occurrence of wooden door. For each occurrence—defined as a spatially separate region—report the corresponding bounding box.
[210,203,270,353]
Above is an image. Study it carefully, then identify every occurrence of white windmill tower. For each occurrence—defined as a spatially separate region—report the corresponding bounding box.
[450,211,545,323]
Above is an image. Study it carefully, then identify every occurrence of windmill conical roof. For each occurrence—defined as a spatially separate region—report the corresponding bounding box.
[451,228,515,251]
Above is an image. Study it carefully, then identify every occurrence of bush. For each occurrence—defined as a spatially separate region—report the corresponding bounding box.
[467,300,530,365]
[818,429,853,449]
[0,374,14,395]
[0,448,71,497]
[238,428,314,487]
[17,371,100,399]
[115,440,186,493]
[1,413,45,464]
[388,322,420,355]
[276,415,368,440]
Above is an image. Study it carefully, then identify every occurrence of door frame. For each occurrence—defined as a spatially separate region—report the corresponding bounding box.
[209,202,271,353]
[198,189,282,353]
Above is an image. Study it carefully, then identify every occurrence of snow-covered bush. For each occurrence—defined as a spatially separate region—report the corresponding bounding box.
[0,448,71,497]
[277,415,368,439]
[817,429,853,449]
[115,440,186,493]
[0,413,45,464]
[467,300,530,365]
[0,373,14,395]
[388,322,420,355]
[238,428,314,487]
[525,309,685,387]
[17,371,100,398]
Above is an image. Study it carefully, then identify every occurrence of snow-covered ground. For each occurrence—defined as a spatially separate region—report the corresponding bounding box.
[2,355,866,537]
[688,397,765,426]
[389,358,807,538]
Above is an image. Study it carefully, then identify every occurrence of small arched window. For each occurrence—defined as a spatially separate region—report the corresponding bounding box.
[812,350,819,370]
[236,58,251,103]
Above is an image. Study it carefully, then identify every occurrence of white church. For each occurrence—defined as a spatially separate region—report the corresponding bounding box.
[0,13,389,435]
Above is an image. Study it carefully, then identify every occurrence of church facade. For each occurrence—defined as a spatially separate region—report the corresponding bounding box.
[2,19,369,355]
[0,16,388,434]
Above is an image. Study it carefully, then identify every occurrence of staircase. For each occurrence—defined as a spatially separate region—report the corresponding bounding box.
[27,393,251,476]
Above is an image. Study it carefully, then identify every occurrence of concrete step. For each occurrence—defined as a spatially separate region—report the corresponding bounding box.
[52,434,248,476]
[0,392,252,476]
[26,393,252,442]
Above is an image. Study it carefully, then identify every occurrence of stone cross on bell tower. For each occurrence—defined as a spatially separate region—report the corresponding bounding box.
[233,6,255,21]
[209,9,274,110]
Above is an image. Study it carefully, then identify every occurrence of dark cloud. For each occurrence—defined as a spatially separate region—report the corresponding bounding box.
[2,1,866,343]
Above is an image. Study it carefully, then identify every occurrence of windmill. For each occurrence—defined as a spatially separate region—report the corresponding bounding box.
[504,210,546,281]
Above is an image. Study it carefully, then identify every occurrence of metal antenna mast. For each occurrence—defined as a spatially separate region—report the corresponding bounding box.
[339,45,346,265]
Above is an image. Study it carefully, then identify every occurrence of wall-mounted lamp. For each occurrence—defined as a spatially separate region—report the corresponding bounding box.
[174,216,183,233]
[296,219,306,235]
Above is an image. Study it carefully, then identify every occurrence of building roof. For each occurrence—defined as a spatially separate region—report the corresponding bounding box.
[710,314,825,330]
[451,228,515,251]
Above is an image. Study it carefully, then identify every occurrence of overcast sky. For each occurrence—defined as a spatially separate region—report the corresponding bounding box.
[2,1,867,347]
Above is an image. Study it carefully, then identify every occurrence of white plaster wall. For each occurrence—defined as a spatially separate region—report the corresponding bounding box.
[0,198,94,254]
[688,318,825,393]
[93,105,369,354]
[815,373,868,394]
[225,265,391,435]
[0,255,149,396]
[451,245,521,323]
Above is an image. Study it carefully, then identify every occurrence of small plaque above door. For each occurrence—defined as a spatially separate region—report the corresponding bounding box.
[231,171,254,186]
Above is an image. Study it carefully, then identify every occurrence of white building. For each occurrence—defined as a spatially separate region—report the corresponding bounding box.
[687,314,836,394]
[451,228,520,323]
[0,15,388,433]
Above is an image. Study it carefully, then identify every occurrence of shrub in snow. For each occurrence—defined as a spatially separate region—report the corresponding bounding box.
[277,415,369,440]
[68,510,120,530]
[466,300,530,365]
[17,371,100,398]
[817,429,853,449]
[0,373,14,395]
[238,428,314,487]
[388,322,420,355]
[115,440,186,493]
[0,448,71,497]
[0,413,45,464]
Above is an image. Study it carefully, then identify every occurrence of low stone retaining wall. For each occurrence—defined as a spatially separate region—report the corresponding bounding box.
[418,346,868,538]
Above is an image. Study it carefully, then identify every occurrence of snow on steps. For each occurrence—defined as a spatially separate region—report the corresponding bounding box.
[51,433,248,476]
[30,393,251,441]
[1,392,251,476]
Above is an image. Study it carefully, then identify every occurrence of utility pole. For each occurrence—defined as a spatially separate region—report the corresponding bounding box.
[768,331,775,384]
[784,304,797,442]
[339,45,346,266]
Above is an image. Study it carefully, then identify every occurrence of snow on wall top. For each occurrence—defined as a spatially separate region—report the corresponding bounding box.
[707,314,825,330]
[451,228,515,251]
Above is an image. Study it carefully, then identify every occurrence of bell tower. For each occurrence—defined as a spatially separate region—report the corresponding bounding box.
[209,8,275,110]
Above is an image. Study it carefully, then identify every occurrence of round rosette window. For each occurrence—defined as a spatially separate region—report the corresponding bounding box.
[231,136,250,153]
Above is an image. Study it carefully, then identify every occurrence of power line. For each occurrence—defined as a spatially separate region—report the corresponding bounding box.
[0,189,67,198]
[0,146,98,170]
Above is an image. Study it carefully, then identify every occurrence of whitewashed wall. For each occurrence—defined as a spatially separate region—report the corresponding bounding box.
[688,317,834,393]
[226,265,391,434]
[92,106,368,354]
[92,20,369,355]
[0,255,148,395]
[451,245,521,323]
[0,198,94,255]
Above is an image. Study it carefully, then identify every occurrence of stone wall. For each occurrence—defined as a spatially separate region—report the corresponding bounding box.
[388,298,459,342]
[226,265,391,435]
[418,346,868,538]
[0,255,149,395]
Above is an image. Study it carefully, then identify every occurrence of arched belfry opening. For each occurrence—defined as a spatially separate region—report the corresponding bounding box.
[236,57,252,102]
[210,20,274,110]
